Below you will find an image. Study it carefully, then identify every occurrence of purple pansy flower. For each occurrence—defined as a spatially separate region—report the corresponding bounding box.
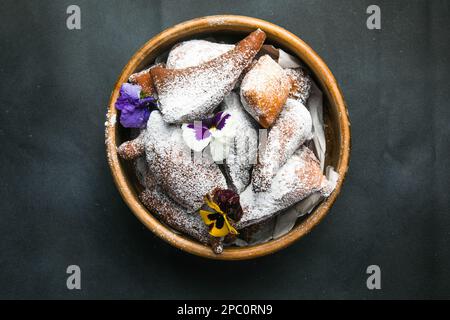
[115,83,156,128]
[182,111,235,161]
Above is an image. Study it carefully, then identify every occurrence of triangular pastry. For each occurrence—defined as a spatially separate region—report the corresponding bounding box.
[238,146,333,228]
[150,29,266,123]
[140,188,210,245]
[128,63,164,96]
[118,111,228,211]
[252,99,313,192]
[240,55,291,128]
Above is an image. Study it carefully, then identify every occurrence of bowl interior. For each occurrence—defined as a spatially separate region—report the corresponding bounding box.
[108,16,349,260]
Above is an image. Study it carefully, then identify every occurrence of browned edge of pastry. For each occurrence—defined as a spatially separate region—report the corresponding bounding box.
[149,29,266,94]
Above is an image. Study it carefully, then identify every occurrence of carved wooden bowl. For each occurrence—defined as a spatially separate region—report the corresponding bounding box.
[105,15,351,260]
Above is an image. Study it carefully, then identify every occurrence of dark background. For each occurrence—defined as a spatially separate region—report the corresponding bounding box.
[0,0,449,299]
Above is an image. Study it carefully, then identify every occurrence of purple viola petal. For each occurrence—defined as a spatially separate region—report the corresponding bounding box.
[186,121,210,141]
[216,113,231,130]
[192,112,223,129]
[115,82,157,129]
[120,106,151,128]
[115,84,141,112]
[197,112,220,129]
[190,122,211,140]
[201,128,212,140]
[183,111,231,141]
[115,98,136,112]
[119,83,141,101]
[210,111,223,127]
[138,95,156,106]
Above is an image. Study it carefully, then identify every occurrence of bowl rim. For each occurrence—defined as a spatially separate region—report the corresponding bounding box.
[105,15,351,260]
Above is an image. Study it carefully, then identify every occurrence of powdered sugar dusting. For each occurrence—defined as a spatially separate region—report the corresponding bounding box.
[221,92,258,193]
[252,98,312,192]
[152,29,265,123]
[105,109,116,128]
[240,55,291,127]
[105,109,117,170]
[208,17,228,26]
[166,40,234,69]
[128,67,152,83]
[238,146,328,228]
[140,188,210,244]
[285,68,312,104]
[155,62,240,122]
[142,111,227,211]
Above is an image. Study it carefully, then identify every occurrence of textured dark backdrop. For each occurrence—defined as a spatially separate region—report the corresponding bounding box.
[0,0,449,299]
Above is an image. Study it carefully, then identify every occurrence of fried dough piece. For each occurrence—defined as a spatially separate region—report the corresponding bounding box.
[285,68,312,104]
[221,92,258,193]
[117,111,227,211]
[150,29,266,123]
[128,63,164,96]
[238,146,334,228]
[240,55,291,128]
[252,99,312,192]
[166,40,234,69]
[139,188,210,245]
[143,112,227,211]
[117,137,144,160]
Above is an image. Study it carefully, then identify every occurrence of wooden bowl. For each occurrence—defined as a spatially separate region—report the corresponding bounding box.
[105,15,351,260]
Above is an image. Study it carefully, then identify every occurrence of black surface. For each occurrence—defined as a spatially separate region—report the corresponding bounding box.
[0,0,449,299]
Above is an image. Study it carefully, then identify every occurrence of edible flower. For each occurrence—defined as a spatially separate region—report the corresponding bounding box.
[115,83,156,128]
[181,111,234,161]
[200,193,239,238]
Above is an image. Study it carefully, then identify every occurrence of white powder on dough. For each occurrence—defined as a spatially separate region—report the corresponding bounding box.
[238,146,330,228]
[104,109,116,127]
[240,55,291,126]
[140,187,210,244]
[166,40,234,69]
[221,92,259,193]
[252,98,313,192]
[154,31,263,123]
[141,111,227,212]
[156,59,246,123]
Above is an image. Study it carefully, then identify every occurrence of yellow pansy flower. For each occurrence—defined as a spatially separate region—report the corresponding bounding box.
[199,195,238,237]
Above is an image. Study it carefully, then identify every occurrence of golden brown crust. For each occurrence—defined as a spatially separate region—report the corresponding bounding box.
[130,72,155,96]
[117,139,144,160]
[151,29,266,84]
[285,68,312,103]
[128,63,164,96]
[240,55,291,128]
